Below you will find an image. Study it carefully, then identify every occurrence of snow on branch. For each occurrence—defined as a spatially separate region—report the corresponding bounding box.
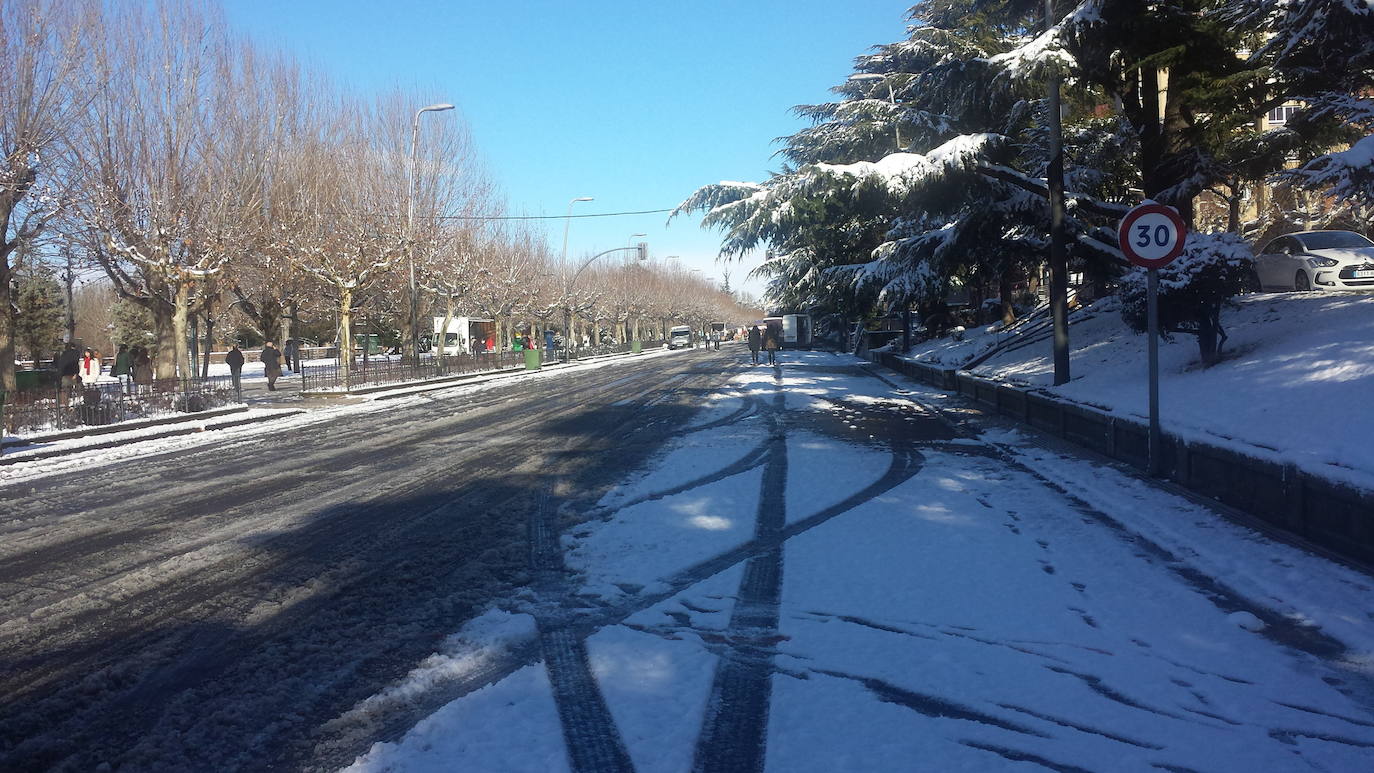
[976,163,1130,219]
[983,0,1104,81]
[809,133,1003,196]
[1277,134,1374,204]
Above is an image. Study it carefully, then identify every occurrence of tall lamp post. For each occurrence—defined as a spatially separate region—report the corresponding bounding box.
[563,245,647,350]
[407,102,454,364]
[848,73,902,150]
[559,196,594,343]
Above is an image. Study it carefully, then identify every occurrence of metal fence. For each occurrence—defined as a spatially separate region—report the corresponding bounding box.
[299,339,663,392]
[561,340,641,360]
[1,376,241,439]
[299,351,528,392]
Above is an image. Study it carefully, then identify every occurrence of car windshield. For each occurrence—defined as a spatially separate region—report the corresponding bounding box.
[1299,231,1374,250]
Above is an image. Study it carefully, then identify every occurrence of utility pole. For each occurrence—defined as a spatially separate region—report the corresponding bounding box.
[1046,0,1070,385]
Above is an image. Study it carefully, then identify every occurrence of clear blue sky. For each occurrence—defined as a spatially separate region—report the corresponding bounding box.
[221,0,910,298]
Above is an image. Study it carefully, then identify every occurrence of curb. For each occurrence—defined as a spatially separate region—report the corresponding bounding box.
[1,404,251,450]
[0,409,305,466]
[867,351,1374,566]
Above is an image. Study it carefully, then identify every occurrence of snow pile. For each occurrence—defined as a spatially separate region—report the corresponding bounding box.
[911,292,1374,484]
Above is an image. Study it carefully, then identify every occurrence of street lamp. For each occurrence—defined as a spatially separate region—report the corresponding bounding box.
[562,243,646,346]
[848,73,902,150]
[557,196,594,346]
[407,102,454,364]
[560,196,594,264]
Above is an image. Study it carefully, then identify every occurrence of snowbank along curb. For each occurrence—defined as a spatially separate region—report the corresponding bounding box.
[869,351,1374,565]
[0,404,251,449]
[0,409,304,466]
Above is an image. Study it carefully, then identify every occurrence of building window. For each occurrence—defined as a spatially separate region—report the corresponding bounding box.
[1267,104,1301,125]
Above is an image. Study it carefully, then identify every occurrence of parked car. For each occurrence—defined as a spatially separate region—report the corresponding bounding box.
[1253,230,1374,292]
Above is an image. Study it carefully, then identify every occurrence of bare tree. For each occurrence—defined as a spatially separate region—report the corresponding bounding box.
[0,0,94,390]
[72,1,258,379]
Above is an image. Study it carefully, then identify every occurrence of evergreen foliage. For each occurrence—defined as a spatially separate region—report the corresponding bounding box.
[14,270,64,363]
[680,0,1374,364]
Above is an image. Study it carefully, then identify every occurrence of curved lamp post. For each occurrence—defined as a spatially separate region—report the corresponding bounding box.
[563,244,646,350]
[407,102,455,364]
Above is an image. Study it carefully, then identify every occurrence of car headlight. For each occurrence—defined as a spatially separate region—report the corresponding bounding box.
[1307,256,1339,267]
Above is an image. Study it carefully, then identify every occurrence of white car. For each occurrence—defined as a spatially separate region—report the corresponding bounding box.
[1253,230,1374,292]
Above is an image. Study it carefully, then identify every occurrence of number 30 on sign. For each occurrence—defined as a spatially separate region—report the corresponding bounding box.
[1117,203,1187,269]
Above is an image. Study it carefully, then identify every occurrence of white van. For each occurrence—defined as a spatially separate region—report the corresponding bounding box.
[667,325,692,349]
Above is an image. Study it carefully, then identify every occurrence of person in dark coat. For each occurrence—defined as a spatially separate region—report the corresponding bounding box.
[55,342,80,387]
[111,344,133,393]
[226,345,245,395]
[131,346,154,391]
[260,341,283,391]
[747,325,762,365]
[283,338,298,374]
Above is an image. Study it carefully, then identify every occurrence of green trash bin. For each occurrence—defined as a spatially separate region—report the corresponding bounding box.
[15,369,54,390]
[524,348,542,370]
[631,340,642,354]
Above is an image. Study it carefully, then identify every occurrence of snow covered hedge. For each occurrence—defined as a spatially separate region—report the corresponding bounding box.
[1118,233,1254,363]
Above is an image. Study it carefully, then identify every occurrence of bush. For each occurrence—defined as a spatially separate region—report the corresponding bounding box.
[1119,232,1253,364]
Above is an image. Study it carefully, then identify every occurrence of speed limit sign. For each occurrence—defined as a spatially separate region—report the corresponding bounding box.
[1118,203,1187,269]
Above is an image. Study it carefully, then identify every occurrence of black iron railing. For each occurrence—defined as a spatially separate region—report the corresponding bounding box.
[1,376,241,439]
[561,340,640,360]
[299,351,528,392]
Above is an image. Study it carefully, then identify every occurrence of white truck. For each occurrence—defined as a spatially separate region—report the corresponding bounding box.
[667,325,693,349]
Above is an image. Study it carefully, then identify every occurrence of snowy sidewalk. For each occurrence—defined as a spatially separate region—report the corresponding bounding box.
[343,350,1374,773]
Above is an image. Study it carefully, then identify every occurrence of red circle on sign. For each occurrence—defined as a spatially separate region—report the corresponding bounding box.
[1118,203,1188,269]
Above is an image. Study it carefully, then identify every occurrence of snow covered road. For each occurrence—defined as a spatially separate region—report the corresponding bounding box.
[0,349,734,771]
[4,347,1373,772]
[346,350,1374,773]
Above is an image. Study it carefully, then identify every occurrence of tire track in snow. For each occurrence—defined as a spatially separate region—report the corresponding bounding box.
[691,366,788,773]
[529,488,635,773]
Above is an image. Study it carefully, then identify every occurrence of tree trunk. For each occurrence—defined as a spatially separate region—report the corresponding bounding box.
[338,288,353,386]
[202,308,215,379]
[151,299,176,380]
[441,294,455,357]
[1196,303,1220,365]
[190,315,200,376]
[172,282,192,379]
[0,255,14,392]
[999,266,1017,326]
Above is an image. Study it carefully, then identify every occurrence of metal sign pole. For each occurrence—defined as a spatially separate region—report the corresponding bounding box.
[1147,267,1161,476]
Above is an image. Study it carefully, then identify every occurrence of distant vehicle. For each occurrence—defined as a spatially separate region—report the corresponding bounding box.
[781,314,812,349]
[667,325,693,349]
[1253,230,1374,292]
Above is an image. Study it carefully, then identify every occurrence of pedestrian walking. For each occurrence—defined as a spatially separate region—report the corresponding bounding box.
[764,326,780,365]
[111,344,133,393]
[283,338,298,374]
[747,325,762,365]
[260,341,283,391]
[226,345,245,395]
[544,329,556,356]
[80,348,103,385]
[55,342,80,385]
[132,347,153,392]
[55,342,80,405]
